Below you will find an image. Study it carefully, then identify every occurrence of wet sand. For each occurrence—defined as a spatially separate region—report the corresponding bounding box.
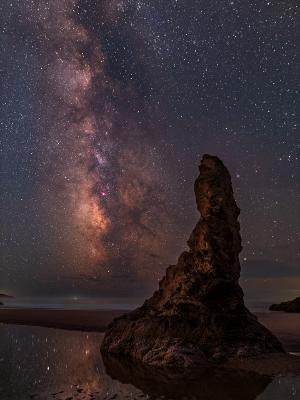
[257,312,300,352]
[0,308,299,351]
[226,352,300,376]
[0,307,300,380]
[0,308,126,331]
[2,325,298,400]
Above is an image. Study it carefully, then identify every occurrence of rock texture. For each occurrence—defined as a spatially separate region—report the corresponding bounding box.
[101,154,283,368]
[270,297,300,313]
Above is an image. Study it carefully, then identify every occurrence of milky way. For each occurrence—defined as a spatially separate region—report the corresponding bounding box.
[0,0,299,303]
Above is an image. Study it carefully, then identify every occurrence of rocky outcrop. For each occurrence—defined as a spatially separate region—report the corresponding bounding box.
[101,154,283,368]
[0,294,12,306]
[270,297,300,313]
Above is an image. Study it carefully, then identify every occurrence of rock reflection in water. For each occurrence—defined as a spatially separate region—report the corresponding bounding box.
[1,324,299,400]
[102,353,272,400]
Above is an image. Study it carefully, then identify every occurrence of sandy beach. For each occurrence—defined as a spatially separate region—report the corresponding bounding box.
[0,308,125,332]
[257,312,300,352]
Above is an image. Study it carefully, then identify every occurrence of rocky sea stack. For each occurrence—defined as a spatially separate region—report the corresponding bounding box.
[101,154,283,368]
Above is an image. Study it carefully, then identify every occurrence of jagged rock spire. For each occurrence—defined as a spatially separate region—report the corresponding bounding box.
[188,155,242,279]
[101,155,283,368]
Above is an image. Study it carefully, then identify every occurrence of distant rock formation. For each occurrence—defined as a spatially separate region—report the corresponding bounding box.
[270,297,300,313]
[0,294,12,306]
[101,154,283,368]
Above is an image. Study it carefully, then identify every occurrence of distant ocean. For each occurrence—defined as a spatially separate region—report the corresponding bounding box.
[244,300,275,312]
[1,296,137,311]
[1,296,273,312]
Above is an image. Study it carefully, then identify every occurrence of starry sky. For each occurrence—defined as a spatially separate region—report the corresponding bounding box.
[0,0,299,305]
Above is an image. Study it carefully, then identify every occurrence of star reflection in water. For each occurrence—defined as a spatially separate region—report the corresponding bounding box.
[0,324,299,400]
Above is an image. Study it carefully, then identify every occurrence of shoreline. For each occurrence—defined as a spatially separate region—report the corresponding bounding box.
[256,312,300,352]
[0,307,299,351]
[1,307,300,378]
[0,308,126,332]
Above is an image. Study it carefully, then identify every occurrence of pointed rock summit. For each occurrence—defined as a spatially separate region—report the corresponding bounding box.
[101,155,283,368]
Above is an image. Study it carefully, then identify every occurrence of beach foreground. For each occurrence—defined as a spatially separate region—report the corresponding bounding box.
[0,308,125,331]
[0,310,299,399]
[0,307,299,352]
[0,323,299,400]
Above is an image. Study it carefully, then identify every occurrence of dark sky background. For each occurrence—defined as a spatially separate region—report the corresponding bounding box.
[0,0,299,306]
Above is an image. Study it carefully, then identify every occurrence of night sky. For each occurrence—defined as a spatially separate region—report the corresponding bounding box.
[0,0,299,305]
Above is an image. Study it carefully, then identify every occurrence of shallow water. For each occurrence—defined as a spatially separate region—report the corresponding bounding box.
[0,324,299,400]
